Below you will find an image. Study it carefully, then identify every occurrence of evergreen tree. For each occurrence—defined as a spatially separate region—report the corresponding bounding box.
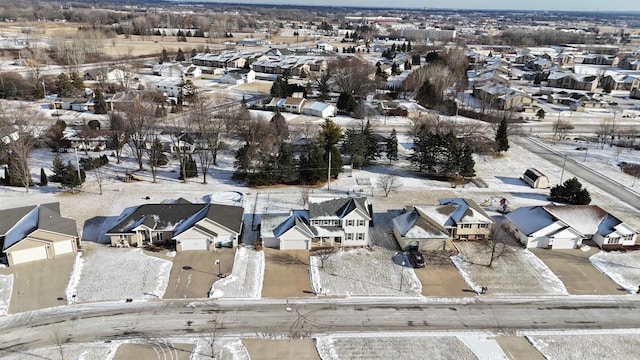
[495,117,510,152]
[276,143,298,184]
[50,153,66,183]
[270,108,289,142]
[416,79,439,108]
[71,73,84,92]
[180,155,198,179]
[3,166,9,185]
[404,60,412,70]
[386,128,399,163]
[6,82,17,98]
[337,92,357,113]
[550,177,591,205]
[40,168,48,186]
[407,40,412,52]
[459,147,476,178]
[175,48,185,62]
[327,146,343,179]
[536,109,545,120]
[363,120,379,162]
[60,161,83,189]
[342,128,367,168]
[56,73,73,97]
[190,48,197,58]
[299,145,326,184]
[93,90,108,114]
[160,49,169,63]
[270,75,289,98]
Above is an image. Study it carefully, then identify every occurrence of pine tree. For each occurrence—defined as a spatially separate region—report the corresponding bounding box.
[40,168,48,186]
[2,166,9,185]
[56,73,73,97]
[407,40,412,52]
[459,147,476,178]
[495,118,510,152]
[50,153,66,183]
[93,90,108,114]
[386,128,399,163]
[180,155,198,179]
[270,108,289,142]
[175,48,185,62]
[60,161,83,189]
[71,73,84,92]
[160,49,169,63]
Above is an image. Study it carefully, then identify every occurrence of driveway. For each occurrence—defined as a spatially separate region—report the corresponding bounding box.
[530,248,626,295]
[164,249,235,299]
[495,336,545,360]
[262,249,314,298]
[6,254,76,313]
[242,339,320,360]
[415,245,474,297]
[113,343,193,360]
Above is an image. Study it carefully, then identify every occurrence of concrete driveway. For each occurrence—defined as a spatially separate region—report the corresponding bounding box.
[262,249,314,298]
[415,248,475,297]
[531,248,626,295]
[496,336,545,360]
[113,343,193,360]
[5,254,76,313]
[164,249,235,299]
[242,339,320,360]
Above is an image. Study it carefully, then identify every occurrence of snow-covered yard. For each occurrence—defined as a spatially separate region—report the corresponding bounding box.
[209,247,264,299]
[0,274,13,316]
[590,251,640,293]
[451,242,568,296]
[310,247,422,297]
[316,332,508,360]
[527,332,640,360]
[1,342,117,360]
[68,245,172,302]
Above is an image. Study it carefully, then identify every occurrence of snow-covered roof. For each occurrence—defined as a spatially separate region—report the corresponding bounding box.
[1,203,77,251]
[392,210,449,239]
[505,206,557,236]
[542,205,608,236]
[438,198,493,225]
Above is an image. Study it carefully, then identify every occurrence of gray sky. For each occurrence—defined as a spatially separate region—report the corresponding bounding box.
[201,0,639,12]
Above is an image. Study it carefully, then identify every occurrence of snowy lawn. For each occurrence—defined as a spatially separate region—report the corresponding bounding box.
[0,274,13,316]
[527,333,640,360]
[69,245,172,302]
[310,247,422,297]
[1,342,117,360]
[316,332,508,360]
[451,242,568,296]
[589,251,640,293]
[209,247,265,299]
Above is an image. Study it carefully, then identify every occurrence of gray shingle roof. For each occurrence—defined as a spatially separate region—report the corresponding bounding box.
[309,197,370,220]
[1,202,77,251]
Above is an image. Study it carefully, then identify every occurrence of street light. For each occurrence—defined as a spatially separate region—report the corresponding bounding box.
[399,261,406,292]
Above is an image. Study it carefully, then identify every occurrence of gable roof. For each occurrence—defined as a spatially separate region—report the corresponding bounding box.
[505,206,558,236]
[309,197,371,220]
[438,198,493,225]
[392,209,449,239]
[107,202,244,236]
[1,203,77,251]
[542,205,609,236]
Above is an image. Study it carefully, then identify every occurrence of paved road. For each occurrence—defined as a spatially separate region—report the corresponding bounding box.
[1,296,640,354]
[514,136,640,211]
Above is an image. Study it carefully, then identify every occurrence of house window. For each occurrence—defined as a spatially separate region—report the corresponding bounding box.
[119,234,128,240]
[461,224,472,229]
[156,233,164,241]
[357,233,364,241]
[346,220,354,226]
[478,224,489,229]
[323,220,330,226]
[357,220,365,227]
[459,234,469,239]
[346,233,353,241]
[476,234,485,240]
[608,237,620,244]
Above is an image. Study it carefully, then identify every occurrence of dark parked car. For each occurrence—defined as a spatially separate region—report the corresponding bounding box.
[408,249,425,268]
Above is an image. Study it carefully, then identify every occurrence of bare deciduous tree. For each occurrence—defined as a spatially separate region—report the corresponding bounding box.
[121,101,158,170]
[376,173,402,197]
[329,57,374,97]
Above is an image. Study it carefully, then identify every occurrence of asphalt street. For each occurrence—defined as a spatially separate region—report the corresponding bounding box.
[514,136,640,211]
[1,296,640,354]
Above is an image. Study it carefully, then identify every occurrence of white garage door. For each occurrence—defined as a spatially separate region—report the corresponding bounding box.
[10,246,48,265]
[53,240,74,255]
[552,237,579,250]
[180,238,209,251]
[280,239,309,250]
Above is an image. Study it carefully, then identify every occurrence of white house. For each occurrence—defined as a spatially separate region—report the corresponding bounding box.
[302,100,336,118]
[505,205,637,250]
[155,79,183,97]
[260,197,372,250]
[106,199,244,251]
[184,65,202,79]
[220,69,256,85]
[152,63,186,78]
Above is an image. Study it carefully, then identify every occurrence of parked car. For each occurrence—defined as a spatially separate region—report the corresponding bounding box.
[408,249,425,268]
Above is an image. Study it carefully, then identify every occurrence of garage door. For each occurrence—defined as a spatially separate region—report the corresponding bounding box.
[180,238,209,251]
[552,236,578,250]
[53,240,74,255]
[10,246,48,265]
[281,239,309,250]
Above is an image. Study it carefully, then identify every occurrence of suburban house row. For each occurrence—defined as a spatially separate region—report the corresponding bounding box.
[1,196,637,267]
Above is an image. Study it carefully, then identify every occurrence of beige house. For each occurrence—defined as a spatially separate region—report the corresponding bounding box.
[1,203,79,266]
[473,83,535,111]
[547,72,598,92]
[392,198,493,250]
[106,199,244,251]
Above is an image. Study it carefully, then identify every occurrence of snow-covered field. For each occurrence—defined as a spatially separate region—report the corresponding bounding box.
[315,332,508,360]
[451,242,568,296]
[310,247,422,297]
[0,274,13,316]
[590,251,640,293]
[527,332,640,360]
[1,341,117,360]
[209,247,265,299]
[69,245,172,302]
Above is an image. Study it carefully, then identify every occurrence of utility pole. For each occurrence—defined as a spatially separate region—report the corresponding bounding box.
[560,154,568,184]
[75,147,81,180]
[327,149,331,190]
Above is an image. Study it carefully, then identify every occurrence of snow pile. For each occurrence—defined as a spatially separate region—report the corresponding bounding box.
[0,341,118,360]
[209,247,264,298]
[458,334,508,360]
[166,251,177,258]
[315,334,481,360]
[0,274,14,316]
[590,251,640,293]
[72,246,173,302]
[65,252,85,304]
[309,247,422,297]
[451,242,568,296]
[527,333,640,360]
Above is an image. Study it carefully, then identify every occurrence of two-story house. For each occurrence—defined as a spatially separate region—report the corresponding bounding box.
[260,197,372,250]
